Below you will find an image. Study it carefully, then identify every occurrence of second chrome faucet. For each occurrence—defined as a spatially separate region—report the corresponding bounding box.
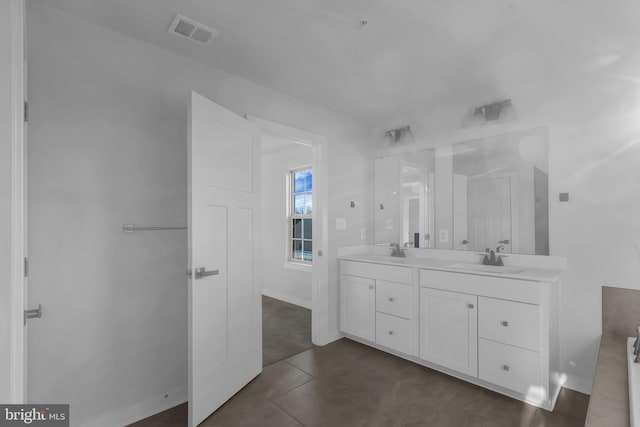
[390,243,406,257]
[482,247,505,266]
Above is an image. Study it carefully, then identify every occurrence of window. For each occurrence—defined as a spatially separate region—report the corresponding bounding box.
[290,167,312,262]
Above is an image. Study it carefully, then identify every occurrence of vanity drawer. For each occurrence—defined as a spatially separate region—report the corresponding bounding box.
[376,280,412,319]
[420,269,541,304]
[478,338,540,397]
[479,297,540,351]
[375,312,412,355]
[341,261,412,284]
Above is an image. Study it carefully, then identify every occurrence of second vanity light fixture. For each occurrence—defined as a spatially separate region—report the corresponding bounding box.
[473,99,512,121]
[384,126,412,143]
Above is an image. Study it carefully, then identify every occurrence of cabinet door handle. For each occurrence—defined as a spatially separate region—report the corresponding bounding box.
[502,365,510,371]
[388,297,394,302]
[501,321,509,327]
[467,303,474,309]
[369,285,374,290]
[388,330,394,335]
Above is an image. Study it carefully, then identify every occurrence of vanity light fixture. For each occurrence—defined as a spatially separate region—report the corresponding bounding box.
[473,99,512,121]
[384,126,412,143]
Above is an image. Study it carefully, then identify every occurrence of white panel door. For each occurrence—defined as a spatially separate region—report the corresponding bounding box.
[420,287,478,377]
[188,92,261,427]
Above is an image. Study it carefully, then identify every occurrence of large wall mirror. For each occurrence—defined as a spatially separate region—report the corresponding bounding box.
[374,149,435,248]
[452,127,549,255]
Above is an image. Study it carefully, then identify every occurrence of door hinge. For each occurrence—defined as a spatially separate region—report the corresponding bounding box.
[24,101,28,122]
[24,257,29,278]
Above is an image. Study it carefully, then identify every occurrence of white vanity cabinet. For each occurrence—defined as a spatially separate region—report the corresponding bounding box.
[477,297,542,396]
[339,256,560,410]
[340,260,413,355]
[419,268,559,407]
[419,287,477,376]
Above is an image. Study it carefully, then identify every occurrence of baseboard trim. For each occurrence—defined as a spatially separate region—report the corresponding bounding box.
[562,374,592,395]
[78,385,187,427]
[262,289,311,309]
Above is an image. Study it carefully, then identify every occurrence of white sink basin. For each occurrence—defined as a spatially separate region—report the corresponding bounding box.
[446,263,526,274]
[359,255,410,264]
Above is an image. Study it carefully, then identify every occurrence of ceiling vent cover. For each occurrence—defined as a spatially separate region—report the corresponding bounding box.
[168,14,218,46]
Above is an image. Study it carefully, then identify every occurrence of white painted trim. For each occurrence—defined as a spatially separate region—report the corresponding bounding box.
[9,0,26,404]
[262,289,311,310]
[562,373,592,395]
[246,115,330,345]
[78,386,187,427]
[282,261,312,273]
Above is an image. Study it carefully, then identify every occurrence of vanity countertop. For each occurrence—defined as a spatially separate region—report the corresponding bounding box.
[338,253,564,282]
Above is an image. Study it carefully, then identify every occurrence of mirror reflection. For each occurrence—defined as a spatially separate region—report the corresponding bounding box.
[452,128,549,255]
[374,149,435,248]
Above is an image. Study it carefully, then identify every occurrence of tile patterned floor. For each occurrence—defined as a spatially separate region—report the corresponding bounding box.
[262,295,314,366]
[128,338,589,427]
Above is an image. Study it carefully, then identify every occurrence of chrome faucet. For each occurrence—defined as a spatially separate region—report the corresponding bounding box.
[481,247,505,266]
[390,243,406,257]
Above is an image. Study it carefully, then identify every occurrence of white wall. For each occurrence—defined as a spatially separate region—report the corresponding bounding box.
[0,0,15,403]
[26,3,370,426]
[261,141,312,308]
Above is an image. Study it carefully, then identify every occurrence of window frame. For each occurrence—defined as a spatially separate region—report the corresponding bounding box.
[288,166,313,264]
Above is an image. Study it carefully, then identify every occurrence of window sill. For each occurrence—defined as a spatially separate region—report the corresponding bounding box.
[283,261,312,273]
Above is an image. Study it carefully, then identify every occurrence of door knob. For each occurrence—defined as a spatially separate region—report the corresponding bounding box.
[188,267,219,280]
[195,267,219,279]
[24,304,42,325]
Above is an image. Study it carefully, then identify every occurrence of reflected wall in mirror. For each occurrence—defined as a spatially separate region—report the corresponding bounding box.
[374,149,435,248]
[452,127,549,255]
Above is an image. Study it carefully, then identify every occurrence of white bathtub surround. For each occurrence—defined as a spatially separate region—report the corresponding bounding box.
[628,338,640,427]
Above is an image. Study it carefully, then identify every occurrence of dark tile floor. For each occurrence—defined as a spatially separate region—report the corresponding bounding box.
[262,295,314,366]
[129,338,589,427]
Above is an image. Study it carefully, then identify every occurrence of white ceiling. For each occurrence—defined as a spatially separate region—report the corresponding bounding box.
[38,0,640,127]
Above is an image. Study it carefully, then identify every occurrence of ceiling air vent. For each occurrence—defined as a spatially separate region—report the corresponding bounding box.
[168,14,218,46]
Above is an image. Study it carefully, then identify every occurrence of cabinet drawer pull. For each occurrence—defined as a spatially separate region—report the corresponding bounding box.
[501,321,509,327]
[388,297,394,302]
[467,303,474,309]
[502,364,510,371]
[388,330,394,335]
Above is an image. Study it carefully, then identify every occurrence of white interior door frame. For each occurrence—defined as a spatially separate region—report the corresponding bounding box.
[246,115,330,345]
[9,0,26,404]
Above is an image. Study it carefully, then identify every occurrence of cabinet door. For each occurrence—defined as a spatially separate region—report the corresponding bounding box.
[420,287,478,376]
[340,275,375,341]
